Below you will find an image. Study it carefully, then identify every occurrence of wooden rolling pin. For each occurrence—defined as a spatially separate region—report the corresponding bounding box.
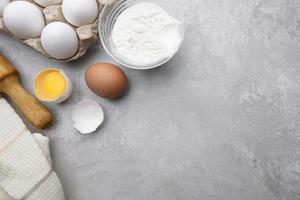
[0,53,52,129]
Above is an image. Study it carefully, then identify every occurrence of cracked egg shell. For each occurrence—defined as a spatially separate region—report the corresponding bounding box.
[71,100,104,134]
[34,68,73,103]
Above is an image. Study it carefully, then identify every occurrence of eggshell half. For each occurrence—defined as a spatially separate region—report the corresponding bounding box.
[71,100,104,134]
[34,68,73,103]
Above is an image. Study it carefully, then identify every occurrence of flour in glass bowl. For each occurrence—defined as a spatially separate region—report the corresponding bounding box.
[111,2,183,67]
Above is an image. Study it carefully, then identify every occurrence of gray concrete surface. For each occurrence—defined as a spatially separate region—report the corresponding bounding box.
[1,0,300,199]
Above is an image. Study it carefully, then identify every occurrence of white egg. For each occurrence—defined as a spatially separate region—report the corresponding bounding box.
[71,100,104,134]
[34,0,62,7]
[3,1,45,39]
[62,0,98,27]
[41,22,79,60]
[0,0,10,18]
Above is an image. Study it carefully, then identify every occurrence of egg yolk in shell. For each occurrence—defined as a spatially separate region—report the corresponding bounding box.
[35,70,66,101]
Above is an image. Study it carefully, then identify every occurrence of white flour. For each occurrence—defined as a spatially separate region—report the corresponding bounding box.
[111,2,182,66]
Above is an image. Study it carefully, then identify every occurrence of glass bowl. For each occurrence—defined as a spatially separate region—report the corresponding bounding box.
[99,0,186,70]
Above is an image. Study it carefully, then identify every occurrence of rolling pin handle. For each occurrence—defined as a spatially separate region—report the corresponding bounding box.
[1,75,52,130]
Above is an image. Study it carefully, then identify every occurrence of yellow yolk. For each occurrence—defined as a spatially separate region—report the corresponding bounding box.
[42,71,66,98]
[35,70,66,100]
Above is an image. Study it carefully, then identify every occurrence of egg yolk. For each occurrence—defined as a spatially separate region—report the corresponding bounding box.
[42,71,66,99]
[35,70,66,100]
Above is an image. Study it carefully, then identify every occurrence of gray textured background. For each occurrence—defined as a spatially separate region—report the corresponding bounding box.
[1,0,300,199]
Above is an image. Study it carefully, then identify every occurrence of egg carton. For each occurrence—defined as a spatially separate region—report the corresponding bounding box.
[0,0,110,62]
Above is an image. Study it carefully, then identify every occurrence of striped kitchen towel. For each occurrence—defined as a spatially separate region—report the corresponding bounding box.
[0,98,65,200]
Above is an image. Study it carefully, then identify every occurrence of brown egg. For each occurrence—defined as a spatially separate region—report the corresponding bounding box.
[85,63,128,99]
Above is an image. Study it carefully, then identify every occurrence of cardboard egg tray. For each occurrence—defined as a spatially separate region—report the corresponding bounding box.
[0,0,109,62]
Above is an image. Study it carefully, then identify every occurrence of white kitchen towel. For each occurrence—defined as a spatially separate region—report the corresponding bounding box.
[0,98,65,200]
